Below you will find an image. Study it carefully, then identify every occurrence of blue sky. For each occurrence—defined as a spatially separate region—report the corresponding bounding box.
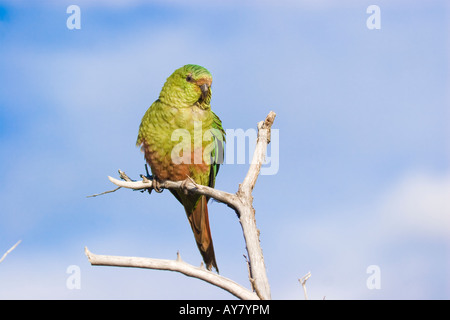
[0,0,449,299]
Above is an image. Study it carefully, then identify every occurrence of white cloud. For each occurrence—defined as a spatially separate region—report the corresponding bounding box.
[378,171,450,239]
[273,170,450,299]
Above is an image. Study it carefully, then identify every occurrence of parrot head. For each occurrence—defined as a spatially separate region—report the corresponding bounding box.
[159,64,213,108]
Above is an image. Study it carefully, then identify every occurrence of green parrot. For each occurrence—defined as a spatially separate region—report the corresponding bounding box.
[136,64,225,272]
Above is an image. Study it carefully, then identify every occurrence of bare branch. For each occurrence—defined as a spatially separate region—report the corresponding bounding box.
[0,240,21,264]
[87,186,121,198]
[85,247,259,300]
[299,272,312,300]
[239,111,277,198]
[118,169,133,182]
[107,175,241,210]
[86,111,277,300]
[233,111,276,300]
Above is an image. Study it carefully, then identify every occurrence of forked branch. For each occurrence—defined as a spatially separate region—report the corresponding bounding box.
[86,111,276,300]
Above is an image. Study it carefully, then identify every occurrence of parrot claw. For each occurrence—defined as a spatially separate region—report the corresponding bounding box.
[141,173,163,193]
[141,164,163,193]
[180,178,190,195]
[152,177,163,193]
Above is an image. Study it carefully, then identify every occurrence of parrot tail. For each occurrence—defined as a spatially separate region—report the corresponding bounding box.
[185,195,218,273]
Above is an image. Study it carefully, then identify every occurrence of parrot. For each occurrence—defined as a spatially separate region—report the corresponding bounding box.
[136,64,225,272]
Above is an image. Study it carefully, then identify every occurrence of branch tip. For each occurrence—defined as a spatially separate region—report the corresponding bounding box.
[0,240,21,264]
[299,271,312,300]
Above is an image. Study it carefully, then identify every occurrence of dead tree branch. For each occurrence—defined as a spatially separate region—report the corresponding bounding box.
[0,240,21,264]
[85,247,259,300]
[299,272,312,300]
[86,111,276,300]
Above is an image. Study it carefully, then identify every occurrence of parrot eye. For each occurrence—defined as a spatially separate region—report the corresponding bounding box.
[186,74,193,82]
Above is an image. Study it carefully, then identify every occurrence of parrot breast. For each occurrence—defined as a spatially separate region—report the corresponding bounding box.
[142,140,210,182]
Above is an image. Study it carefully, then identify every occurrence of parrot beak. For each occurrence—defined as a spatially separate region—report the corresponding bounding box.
[200,83,209,100]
